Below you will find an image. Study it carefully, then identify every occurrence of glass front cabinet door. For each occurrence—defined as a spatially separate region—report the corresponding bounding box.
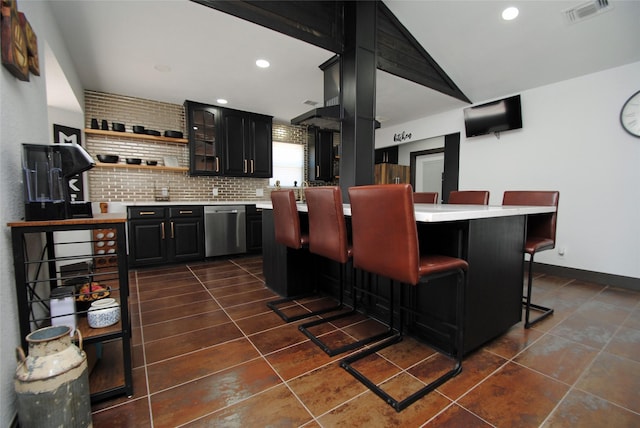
[186,100,222,176]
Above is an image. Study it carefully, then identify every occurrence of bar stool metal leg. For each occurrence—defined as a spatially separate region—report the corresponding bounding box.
[299,264,398,356]
[523,253,554,328]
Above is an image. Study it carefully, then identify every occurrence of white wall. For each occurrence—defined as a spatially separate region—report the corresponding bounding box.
[0,2,84,425]
[376,61,640,280]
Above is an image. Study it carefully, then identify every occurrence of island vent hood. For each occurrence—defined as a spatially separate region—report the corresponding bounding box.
[291,56,341,131]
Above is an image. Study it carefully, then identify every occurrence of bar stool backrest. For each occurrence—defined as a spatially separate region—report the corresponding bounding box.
[502,191,559,250]
[305,186,351,264]
[271,190,306,249]
[413,192,438,204]
[349,184,420,285]
[448,190,490,205]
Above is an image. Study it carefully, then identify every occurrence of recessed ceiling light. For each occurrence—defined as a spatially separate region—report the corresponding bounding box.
[256,59,270,68]
[502,6,519,21]
[153,64,171,72]
[217,99,228,105]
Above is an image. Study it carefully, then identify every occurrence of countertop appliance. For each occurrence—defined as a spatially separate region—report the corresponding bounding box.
[204,205,246,257]
[22,144,95,220]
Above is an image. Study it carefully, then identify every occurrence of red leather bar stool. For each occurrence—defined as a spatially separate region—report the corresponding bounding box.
[342,184,467,412]
[448,190,489,205]
[266,190,342,322]
[298,186,397,356]
[413,191,438,204]
[503,191,560,328]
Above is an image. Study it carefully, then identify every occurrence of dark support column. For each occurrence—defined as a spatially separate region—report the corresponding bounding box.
[340,1,377,201]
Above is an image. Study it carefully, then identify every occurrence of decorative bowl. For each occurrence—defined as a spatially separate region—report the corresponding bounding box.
[145,129,161,136]
[97,154,119,163]
[132,125,145,134]
[146,160,158,166]
[126,158,142,165]
[87,298,120,328]
[112,122,125,132]
[164,130,183,139]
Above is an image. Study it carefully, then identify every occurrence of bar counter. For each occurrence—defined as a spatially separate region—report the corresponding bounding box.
[258,201,556,354]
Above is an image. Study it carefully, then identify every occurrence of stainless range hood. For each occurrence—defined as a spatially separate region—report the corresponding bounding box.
[291,56,342,131]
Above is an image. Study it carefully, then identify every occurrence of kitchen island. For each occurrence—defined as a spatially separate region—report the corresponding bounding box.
[258,201,556,354]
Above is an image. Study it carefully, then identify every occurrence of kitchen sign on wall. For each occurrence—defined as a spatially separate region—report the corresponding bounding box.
[393,131,413,143]
[53,124,85,202]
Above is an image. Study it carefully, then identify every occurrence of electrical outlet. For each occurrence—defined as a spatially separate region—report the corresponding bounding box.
[256,188,264,197]
[212,188,218,196]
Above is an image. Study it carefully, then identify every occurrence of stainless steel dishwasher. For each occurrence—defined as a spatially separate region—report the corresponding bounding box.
[204,205,246,257]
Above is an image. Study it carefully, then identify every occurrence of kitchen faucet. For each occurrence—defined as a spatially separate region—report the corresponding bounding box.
[299,180,309,202]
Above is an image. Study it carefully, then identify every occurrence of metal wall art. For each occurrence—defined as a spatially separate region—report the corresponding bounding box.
[1,0,38,81]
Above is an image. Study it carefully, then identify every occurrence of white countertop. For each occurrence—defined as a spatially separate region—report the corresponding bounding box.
[255,202,556,223]
[94,200,265,213]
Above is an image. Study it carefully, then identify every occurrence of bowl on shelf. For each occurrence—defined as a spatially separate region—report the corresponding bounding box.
[164,130,183,138]
[87,298,120,328]
[145,129,161,136]
[132,125,145,134]
[112,122,125,132]
[75,282,110,315]
[97,154,119,163]
[146,160,158,166]
[126,158,142,165]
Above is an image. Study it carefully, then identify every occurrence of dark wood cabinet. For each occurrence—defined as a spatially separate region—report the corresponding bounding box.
[185,100,272,178]
[308,128,334,182]
[185,101,222,176]
[222,109,273,178]
[246,205,263,252]
[168,207,205,262]
[375,146,398,164]
[128,206,204,267]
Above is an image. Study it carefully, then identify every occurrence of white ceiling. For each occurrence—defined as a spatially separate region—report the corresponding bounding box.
[47,0,640,129]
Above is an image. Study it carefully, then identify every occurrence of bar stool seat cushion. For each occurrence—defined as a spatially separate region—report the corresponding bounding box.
[524,237,555,255]
[419,255,469,278]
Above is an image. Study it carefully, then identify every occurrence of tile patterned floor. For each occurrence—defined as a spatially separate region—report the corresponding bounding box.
[91,256,640,427]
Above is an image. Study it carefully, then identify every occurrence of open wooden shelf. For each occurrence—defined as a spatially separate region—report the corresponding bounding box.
[95,162,188,172]
[85,128,188,144]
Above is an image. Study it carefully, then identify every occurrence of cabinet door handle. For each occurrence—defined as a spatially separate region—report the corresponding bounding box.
[161,222,165,240]
[250,159,254,174]
[171,221,175,239]
[140,211,156,215]
[243,159,247,173]
[179,210,193,214]
[316,165,319,176]
[215,157,219,173]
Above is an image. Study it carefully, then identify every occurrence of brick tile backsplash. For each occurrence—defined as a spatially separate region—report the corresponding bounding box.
[84,90,308,202]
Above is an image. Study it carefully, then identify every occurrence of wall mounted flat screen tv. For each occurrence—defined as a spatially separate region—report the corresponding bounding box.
[464,94,522,138]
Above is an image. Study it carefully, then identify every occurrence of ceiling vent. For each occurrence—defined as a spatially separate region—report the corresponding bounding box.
[563,0,612,24]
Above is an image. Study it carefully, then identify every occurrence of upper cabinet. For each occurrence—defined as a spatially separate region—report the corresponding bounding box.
[185,101,222,176]
[185,101,272,178]
[308,127,334,182]
[222,109,273,178]
[375,146,398,164]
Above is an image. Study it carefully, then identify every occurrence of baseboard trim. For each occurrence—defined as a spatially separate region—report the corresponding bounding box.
[532,262,640,292]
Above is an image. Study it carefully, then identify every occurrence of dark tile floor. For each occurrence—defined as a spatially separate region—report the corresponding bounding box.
[91,256,640,427]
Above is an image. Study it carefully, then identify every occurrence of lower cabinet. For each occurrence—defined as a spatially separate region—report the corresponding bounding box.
[246,205,263,252]
[128,206,205,267]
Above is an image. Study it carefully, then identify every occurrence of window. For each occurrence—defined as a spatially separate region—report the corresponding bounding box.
[270,142,304,187]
